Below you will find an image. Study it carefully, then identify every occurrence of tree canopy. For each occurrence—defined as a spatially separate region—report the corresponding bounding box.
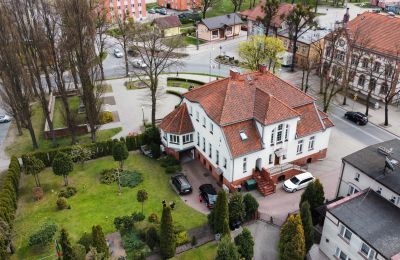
[234,228,254,260]
[300,201,314,253]
[24,156,45,187]
[216,235,240,260]
[279,214,305,260]
[160,206,176,258]
[52,152,74,186]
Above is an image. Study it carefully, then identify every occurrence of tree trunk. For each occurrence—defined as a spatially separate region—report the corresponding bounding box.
[70,63,80,90]
[99,58,105,80]
[59,93,77,144]
[151,88,157,126]
[117,169,121,193]
[291,37,298,72]
[301,69,306,91]
[365,91,372,116]
[384,101,389,126]
[64,175,68,186]
[202,8,207,19]
[305,69,310,93]
[26,119,39,150]
[123,41,129,77]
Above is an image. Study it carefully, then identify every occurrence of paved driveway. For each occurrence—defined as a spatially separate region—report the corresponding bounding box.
[178,159,221,214]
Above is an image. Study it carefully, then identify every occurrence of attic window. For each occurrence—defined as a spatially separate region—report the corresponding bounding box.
[240,131,248,141]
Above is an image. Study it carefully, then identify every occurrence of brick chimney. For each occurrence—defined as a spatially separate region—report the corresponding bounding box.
[230,69,240,80]
[259,64,268,73]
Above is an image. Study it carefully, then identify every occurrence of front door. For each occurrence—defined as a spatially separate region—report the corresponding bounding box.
[219,29,225,39]
[255,158,262,171]
[274,155,280,165]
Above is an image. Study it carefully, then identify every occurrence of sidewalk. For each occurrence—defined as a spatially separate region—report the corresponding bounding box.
[278,69,400,138]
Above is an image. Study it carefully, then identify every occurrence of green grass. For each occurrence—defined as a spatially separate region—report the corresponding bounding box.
[53,96,86,129]
[206,0,259,18]
[5,103,122,157]
[173,242,218,260]
[184,36,206,46]
[167,79,204,89]
[12,153,207,259]
[146,2,159,9]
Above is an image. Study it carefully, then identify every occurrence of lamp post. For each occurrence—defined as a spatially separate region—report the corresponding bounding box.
[218,45,222,69]
[196,21,199,51]
[141,106,145,127]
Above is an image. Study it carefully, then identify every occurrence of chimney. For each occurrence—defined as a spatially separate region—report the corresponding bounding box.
[343,8,350,24]
[230,69,240,80]
[259,64,268,73]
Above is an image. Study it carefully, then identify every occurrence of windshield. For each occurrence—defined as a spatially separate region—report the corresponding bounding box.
[208,194,217,204]
[290,176,300,185]
[181,183,191,190]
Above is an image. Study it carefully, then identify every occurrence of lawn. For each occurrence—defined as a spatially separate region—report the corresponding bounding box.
[205,0,260,18]
[125,80,149,90]
[5,103,122,157]
[184,36,206,46]
[173,242,218,260]
[53,96,86,129]
[12,153,207,259]
[167,78,204,89]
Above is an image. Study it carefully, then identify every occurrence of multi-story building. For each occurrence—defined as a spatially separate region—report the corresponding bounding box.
[159,67,333,195]
[105,0,147,22]
[322,12,400,105]
[157,0,200,11]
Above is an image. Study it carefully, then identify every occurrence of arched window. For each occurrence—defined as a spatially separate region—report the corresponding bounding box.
[358,75,365,86]
[380,82,389,94]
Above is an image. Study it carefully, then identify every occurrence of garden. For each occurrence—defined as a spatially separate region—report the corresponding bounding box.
[167,77,204,90]
[124,79,150,90]
[53,96,86,129]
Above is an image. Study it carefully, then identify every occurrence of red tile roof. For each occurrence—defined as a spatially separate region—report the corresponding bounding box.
[223,120,263,158]
[240,3,294,27]
[318,110,335,129]
[345,12,400,56]
[295,103,325,138]
[159,103,194,134]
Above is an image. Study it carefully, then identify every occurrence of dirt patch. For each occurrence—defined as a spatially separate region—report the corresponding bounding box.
[102,96,116,105]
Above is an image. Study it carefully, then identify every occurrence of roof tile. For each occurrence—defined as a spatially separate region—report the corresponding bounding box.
[159,103,194,134]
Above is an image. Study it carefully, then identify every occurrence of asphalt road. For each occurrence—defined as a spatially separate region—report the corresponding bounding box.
[0,108,10,147]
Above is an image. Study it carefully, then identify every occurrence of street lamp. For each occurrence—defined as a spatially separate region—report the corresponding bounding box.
[141,106,145,127]
[218,45,222,70]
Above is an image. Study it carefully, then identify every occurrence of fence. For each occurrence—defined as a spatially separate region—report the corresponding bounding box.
[269,163,306,176]
[175,224,214,254]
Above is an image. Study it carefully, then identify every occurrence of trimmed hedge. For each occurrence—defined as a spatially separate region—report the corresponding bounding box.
[167,77,204,86]
[21,134,145,168]
[0,156,21,258]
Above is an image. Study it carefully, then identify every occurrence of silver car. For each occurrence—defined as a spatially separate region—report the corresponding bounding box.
[0,114,11,123]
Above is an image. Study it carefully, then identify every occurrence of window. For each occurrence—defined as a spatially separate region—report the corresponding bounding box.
[335,51,345,61]
[284,125,289,141]
[240,131,248,140]
[270,129,275,145]
[362,58,369,68]
[189,106,193,116]
[339,224,352,241]
[269,154,273,164]
[335,247,350,260]
[210,122,213,134]
[385,64,393,77]
[390,196,397,204]
[225,26,232,35]
[380,82,389,94]
[325,46,332,57]
[163,132,167,141]
[277,124,284,143]
[211,30,219,39]
[373,61,380,73]
[202,117,206,127]
[223,157,227,169]
[358,75,365,86]
[183,134,193,144]
[169,135,180,144]
[202,137,206,152]
[209,143,212,158]
[197,132,200,146]
[368,78,376,90]
[350,54,358,65]
[196,111,199,121]
[376,187,382,194]
[216,150,219,165]
[354,172,360,181]
[308,136,315,151]
[297,140,303,154]
[243,158,247,173]
[349,70,356,82]
[348,185,359,196]
[360,243,375,260]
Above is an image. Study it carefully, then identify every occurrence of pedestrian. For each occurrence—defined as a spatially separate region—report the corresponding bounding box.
[176,71,179,77]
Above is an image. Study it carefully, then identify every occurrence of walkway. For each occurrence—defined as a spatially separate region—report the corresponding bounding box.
[106,232,126,260]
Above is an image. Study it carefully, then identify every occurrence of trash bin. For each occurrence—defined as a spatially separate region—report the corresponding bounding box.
[245,179,257,191]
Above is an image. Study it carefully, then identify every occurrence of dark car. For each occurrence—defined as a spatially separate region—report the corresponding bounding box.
[229,219,241,230]
[199,184,217,208]
[171,174,192,195]
[344,111,368,125]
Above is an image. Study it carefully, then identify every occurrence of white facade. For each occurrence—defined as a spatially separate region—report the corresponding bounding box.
[337,162,400,208]
[320,211,386,260]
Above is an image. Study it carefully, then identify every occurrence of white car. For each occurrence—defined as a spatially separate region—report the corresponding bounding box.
[0,114,11,123]
[283,172,315,193]
[114,48,123,58]
[132,59,147,68]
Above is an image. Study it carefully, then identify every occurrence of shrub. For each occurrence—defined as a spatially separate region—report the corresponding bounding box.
[56,197,69,210]
[99,168,118,184]
[143,126,160,145]
[165,165,182,174]
[114,215,135,233]
[160,155,180,167]
[150,143,161,159]
[120,170,143,188]
[28,223,58,247]
[175,231,189,246]
[72,244,87,259]
[58,186,77,198]
[92,225,109,258]
[123,231,146,252]
[132,212,145,222]
[78,232,93,253]
[99,111,114,124]
[146,226,159,250]
[32,187,44,201]
[243,193,259,221]
[234,228,254,260]
[191,235,197,246]
[148,213,158,223]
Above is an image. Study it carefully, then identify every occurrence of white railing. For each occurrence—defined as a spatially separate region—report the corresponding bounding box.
[268,163,305,176]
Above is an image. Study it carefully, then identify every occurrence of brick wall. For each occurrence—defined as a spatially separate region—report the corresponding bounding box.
[44,125,88,139]
[292,149,327,166]
[165,147,180,160]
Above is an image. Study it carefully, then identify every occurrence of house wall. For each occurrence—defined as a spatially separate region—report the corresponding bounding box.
[337,162,400,207]
[160,129,195,152]
[197,24,242,42]
[157,0,201,10]
[105,0,147,22]
[164,27,181,37]
[197,23,211,41]
[320,211,386,260]
[279,35,312,69]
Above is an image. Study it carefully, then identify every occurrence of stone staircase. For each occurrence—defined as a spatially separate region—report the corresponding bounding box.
[253,168,276,196]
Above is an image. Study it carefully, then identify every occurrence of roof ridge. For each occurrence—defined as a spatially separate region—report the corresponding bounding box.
[178,103,186,133]
[183,77,229,97]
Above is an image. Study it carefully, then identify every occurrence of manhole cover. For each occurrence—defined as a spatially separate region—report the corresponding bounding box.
[203,172,210,177]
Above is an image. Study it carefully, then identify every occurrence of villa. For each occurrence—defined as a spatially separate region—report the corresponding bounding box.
[159,67,333,195]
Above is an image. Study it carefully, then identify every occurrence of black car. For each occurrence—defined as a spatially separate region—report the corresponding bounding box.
[199,184,217,208]
[171,174,192,195]
[344,111,368,125]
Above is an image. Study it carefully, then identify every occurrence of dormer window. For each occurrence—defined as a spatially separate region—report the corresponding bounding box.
[240,131,248,141]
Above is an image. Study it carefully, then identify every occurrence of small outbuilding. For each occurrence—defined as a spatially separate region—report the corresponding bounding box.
[153,16,182,37]
[196,13,243,41]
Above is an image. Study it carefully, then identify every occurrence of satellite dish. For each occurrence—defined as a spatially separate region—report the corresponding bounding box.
[385,156,395,172]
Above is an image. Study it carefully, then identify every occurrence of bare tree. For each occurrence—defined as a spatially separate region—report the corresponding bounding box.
[382,51,400,126]
[113,13,134,78]
[231,0,244,12]
[258,0,280,37]
[300,39,323,93]
[200,0,221,18]
[285,4,317,72]
[129,24,183,125]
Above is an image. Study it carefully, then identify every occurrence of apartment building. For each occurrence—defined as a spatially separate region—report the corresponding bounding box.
[105,0,147,22]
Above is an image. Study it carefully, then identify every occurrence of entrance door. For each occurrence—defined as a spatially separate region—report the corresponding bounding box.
[220,29,225,39]
[255,158,262,171]
[274,155,280,165]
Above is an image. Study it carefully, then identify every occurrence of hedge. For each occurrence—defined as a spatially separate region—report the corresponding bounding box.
[167,77,205,86]
[21,134,147,168]
[0,156,21,258]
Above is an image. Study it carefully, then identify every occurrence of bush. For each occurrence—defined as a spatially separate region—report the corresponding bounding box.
[150,143,161,159]
[120,170,143,188]
[78,232,93,253]
[72,244,87,259]
[28,223,58,247]
[143,126,160,145]
[165,165,182,174]
[32,187,44,201]
[132,212,145,222]
[57,197,69,210]
[243,193,259,221]
[99,168,118,184]
[191,235,197,246]
[175,231,189,246]
[99,111,114,124]
[114,215,136,233]
[123,231,146,252]
[146,226,159,250]
[58,186,77,198]
[160,155,180,168]
[148,213,158,223]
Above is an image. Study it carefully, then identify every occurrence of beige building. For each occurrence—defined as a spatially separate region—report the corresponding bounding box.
[196,13,243,42]
[153,16,182,37]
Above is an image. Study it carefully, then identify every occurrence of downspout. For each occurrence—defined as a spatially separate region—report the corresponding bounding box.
[335,160,346,199]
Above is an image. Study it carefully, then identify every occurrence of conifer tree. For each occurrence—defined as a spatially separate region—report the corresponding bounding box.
[215,236,240,260]
[60,228,73,260]
[160,206,176,259]
[213,191,229,234]
[279,214,305,260]
[234,228,254,260]
[91,225,109,258]
[300,201,314,253]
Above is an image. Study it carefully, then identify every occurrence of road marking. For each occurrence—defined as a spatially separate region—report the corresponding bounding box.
[331,114,384,142]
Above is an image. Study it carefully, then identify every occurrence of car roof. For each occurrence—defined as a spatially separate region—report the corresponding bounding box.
[293,172,314,180]
[199,184,216,194]
[174,174,190,184]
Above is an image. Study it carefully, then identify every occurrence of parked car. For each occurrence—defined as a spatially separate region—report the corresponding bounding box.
[114,48,123,58]
[283,172,315,193]
[159,8,167,15]
[131,59,147,68]
[171,174,193,195]
[140,145,153,158]
[0,114,11,123]
[155,7,162,13]
[148,8,156,14]
[344,111,368,125]
[229,219,241,230]
[199,184,217,208]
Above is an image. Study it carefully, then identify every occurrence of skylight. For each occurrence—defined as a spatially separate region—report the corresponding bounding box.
[240,131,248,141]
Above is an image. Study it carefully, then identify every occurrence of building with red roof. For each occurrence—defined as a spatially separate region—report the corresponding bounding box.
[160,67,333,195]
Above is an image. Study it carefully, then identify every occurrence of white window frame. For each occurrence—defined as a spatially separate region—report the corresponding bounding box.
[243,157,247,173]
[209,143,212,159]
[354,172,360,181]
[196,111,199,121]
[297,140,303,154]
[163,132,167,141]
[169,134,180,144]
[276,124,284,143]
[223,157,227,169]
[225,26,233,36]
[197,132,200,146]
[335,247,350,260]
[339,224,352,241]
[202,137,206,152]
[360,242,375,260]
[216,150,219,165]
[211,30,219,39]
[308,136,315,151]
[376,187,382,195]
[270,129,275,145]
[348,184,359,196]
[183,134,193,144]
[189,106,193,116]
[202,117,206,127]
[269,154,273,164]
[210,122,214,134]
[284,124,289,141]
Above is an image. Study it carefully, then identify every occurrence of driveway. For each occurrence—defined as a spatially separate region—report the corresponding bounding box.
[179,159,221,214]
